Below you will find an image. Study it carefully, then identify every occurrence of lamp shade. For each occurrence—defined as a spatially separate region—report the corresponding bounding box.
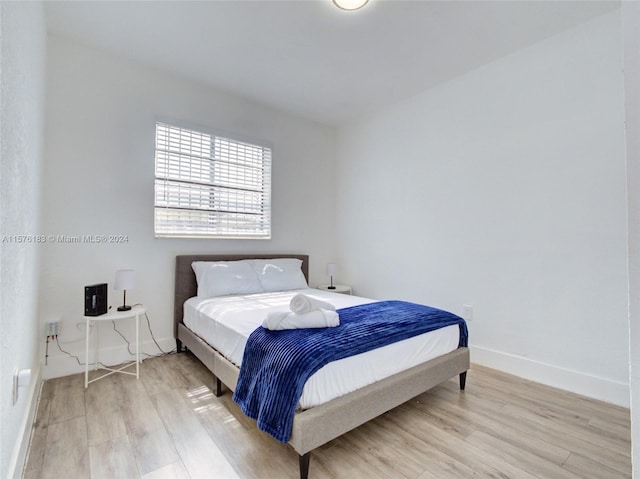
[326,263,337,277]
[114,270,136,291]
[333,0,369,11]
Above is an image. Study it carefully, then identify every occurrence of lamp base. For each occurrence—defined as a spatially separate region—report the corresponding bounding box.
[117,305,132,312]
[327,286,336,290]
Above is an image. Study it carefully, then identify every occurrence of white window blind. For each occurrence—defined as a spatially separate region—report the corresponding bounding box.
[154,122,271,238]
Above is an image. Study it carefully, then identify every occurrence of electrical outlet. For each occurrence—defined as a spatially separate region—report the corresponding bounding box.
[12,369,31,405]
[46,321,60,336]
[463,305,473,321]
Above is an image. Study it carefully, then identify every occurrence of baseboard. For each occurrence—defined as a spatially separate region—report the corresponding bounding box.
[470,345,630,408]
[40,339,631,406]
[41,337,177,380]
[8,365,42,479]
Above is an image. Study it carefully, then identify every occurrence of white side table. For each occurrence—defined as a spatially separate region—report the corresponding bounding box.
[316,284,352,295]
[84,305,144,388]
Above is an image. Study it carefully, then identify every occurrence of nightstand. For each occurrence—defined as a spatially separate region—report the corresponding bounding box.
[316,284,352,295]
[84,305,144,388]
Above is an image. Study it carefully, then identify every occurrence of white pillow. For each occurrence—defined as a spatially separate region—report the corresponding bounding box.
[250,258,308,293]
[191,260,264,298]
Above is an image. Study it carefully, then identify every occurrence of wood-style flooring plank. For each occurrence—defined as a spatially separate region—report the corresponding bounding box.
[502,401,631,458]
[48,372,85,424]
[140,460,189,479]
[183,383,300,479]
[473,364,629,425]
[589,414,633,438]
[464,430,583,479]
[22,381,52,479]
[382,403,541,479]
[563,451,631,479]
[353,412,478,479]
[313,437,399,479]
[39,416,90,479]
[89,436,139,479]
[111,373,180,475]
[336,418,438,478]
[139,353,192,397]
[153,388,242,479]
[85,374,128,446]
[413,389,575,466]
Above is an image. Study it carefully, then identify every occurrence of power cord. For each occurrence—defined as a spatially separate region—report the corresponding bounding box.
[144,311,172,355]
[54,336,108,368]
[52,306,176,367]
[111,321,135,356]
[111,305,176,359]
[54,336,83,365]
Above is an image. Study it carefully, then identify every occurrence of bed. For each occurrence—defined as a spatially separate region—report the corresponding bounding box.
[174,253,470,479]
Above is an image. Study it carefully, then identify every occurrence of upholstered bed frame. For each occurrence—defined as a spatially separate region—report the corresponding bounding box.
[174,254,470,479]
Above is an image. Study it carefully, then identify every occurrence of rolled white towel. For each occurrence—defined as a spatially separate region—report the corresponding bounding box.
[289,293,336,314]
[263,309,340,331]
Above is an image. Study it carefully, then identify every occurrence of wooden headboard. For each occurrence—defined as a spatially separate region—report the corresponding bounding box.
[174,254,309,338]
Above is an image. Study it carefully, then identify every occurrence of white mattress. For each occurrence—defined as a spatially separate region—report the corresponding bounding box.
[184,288,459,409]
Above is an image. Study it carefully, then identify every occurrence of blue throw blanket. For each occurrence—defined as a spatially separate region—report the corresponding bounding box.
[232,300,468,443]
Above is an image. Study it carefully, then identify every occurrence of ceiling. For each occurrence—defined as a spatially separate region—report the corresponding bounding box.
[44,0,619,127]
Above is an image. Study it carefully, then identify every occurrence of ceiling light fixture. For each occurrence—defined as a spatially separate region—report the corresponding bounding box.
[332,0,369,11]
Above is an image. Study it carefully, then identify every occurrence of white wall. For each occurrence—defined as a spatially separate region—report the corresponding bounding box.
[41,37,337,378]
[622,1,640,475]
[336,11,629,406]
[0,2,46,478]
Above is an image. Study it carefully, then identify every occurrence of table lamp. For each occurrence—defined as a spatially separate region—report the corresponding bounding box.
[114,269,135,311]
[326,263,337,290]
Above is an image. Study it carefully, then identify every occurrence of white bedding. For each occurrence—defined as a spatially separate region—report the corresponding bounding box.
[184,288,459,409]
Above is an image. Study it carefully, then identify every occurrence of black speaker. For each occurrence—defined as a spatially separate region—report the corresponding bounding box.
[84,283,108,316]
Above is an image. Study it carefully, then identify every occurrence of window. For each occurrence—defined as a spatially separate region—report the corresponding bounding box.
[154,122,272,239]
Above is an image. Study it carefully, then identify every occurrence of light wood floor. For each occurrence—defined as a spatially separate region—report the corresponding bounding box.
[23,352,631,479]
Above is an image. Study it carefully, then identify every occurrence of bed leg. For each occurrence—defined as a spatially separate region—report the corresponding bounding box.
[176,339,183,352]
[299,452,311,479]
[213,376,223,397]
[459,371,467,390]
